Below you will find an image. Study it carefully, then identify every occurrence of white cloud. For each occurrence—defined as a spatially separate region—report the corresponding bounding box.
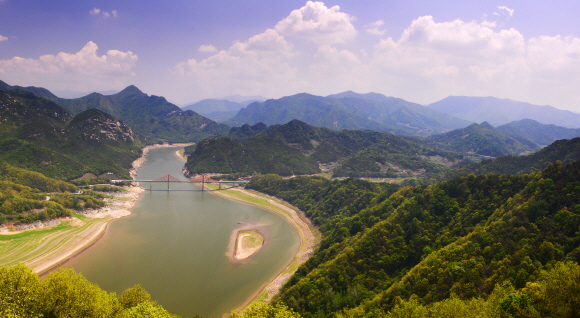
[90,7,118,18]
[366,15,580,107]
[173,29,300,98]
[275,1,356,44]
[169,6,580,110]
[365,20,386,36]
[198,45,218,53]
[0,35,7,42]
[0,41,138,92]
[497,6,514,17]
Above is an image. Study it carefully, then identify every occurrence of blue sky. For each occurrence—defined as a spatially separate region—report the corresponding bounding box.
[1,1,580,110]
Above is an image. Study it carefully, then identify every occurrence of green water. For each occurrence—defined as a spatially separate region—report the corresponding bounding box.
[65,147,300,317]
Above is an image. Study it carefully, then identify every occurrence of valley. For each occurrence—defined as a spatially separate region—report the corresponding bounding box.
[2,80,580,318]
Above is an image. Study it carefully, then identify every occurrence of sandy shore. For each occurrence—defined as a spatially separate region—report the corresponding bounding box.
[130,143,193,178]
[202,184,319,306]
[2,143,191,274]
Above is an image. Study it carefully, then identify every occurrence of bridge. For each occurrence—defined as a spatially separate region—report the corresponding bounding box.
[111,174,248,191]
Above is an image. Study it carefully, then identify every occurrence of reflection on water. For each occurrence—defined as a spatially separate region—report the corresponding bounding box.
[66,147,300,317]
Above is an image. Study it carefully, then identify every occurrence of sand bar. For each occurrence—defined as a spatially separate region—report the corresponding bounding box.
[200,183,320,307]
[233,230,264,261]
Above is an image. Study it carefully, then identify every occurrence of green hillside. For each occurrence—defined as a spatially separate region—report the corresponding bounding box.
[0,90,142,180]
[248,158,580,317]
[442,137,580,180]
[0,161,110,224]
[0,81,230,143]
[496,119,580,146]
[425,122,536,157]
[186,120,459,178]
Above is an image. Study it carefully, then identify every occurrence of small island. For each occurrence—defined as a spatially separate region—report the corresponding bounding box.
[234,230,264,260]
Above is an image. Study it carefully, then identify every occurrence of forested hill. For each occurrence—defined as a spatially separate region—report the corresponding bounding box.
[0,81,229,143]
[185,120,460,177]
[225,92,471,136]
[248,158,580,317]
[496,118,580,146]
[0,89,142,180]
[425,122,537,157]
[442,137,580,180]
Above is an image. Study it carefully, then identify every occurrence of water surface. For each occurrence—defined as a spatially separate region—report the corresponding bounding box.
[66,147,300,317]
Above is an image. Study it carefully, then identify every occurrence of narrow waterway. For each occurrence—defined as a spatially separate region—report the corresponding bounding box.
[65,146,300,317]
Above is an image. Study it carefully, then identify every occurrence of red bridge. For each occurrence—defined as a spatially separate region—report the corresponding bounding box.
[112,174,248,191]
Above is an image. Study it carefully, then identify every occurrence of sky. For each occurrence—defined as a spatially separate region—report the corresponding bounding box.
[1,1,580,110]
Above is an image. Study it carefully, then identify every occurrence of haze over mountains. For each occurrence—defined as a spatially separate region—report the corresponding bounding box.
[428,96,580,128]
[225,92,473,136]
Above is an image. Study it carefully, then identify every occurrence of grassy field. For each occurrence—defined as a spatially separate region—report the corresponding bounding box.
[0,215,109,273]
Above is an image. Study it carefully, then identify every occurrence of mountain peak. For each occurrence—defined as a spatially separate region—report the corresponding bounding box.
[118,85,144,96]
[480,121,495,130]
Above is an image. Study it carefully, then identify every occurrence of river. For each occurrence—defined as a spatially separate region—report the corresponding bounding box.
[65,146,301,317]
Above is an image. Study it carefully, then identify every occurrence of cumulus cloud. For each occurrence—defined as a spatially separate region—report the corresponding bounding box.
[90,7,118,18]
[367,15,580,107]
[198,44,218,53]
[365,20,386,36]
[0,35,7,42]
[173,29,300,98]
[497,6,514,17]
[0,41,138,92]
[275,1,356,44]
[170,4,580,109]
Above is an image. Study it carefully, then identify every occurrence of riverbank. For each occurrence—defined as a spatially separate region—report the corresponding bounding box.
[130,143,192,178]
[201,183,320,307]
[0,143,190,273]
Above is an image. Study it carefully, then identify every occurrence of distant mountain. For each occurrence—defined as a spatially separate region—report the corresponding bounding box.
[425,122,537,157]
[327,90,391,102]
[225,93,470,136]
[0,81,229,143]
[225,93,397,133]
[186,120,460,178]
[221,94,266,104]
[0,89,142,180]
[496,119,580,146]
[443,137,580,179]
[181,99,245,122]
[428,96,580,128]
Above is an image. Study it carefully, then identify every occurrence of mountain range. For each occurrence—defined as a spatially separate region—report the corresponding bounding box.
[0,89,142,180]
[181,99,246,122]
[225,92,472,136]
[0,80,229,143]
[186,120,461,178]
[428,96,580,128]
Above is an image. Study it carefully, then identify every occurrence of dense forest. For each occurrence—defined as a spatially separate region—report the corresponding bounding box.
[185,120,460,178]
[247,158,580,317]
[0,81,230,143]
[0,89,143,180]
[425,122,536,157]
[0,162,107,224]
